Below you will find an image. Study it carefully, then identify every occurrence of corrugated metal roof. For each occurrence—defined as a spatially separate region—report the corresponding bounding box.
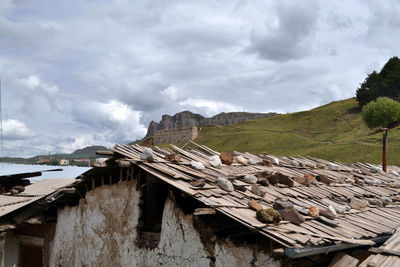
[0,178,75,218]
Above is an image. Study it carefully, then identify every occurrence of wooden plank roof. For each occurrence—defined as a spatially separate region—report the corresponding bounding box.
[89,142,400,249]
[0,179,75,218]
[360,228,400,266]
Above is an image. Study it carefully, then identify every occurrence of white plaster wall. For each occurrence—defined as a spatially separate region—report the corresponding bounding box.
[50,180,141,266]
[215,241,254,266]
[256,251,282,267]
[50,180,281,267]
[215,241,281,267]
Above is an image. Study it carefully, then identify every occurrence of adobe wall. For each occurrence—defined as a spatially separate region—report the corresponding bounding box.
[154,126,198,144]
[49,180,280,267]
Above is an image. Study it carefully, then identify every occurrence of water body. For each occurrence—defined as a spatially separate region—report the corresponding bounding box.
[0,163,90,181]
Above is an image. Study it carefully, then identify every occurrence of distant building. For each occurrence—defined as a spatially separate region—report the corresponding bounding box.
[95,158,108,163]
[59,159,69,166]
[73,158,91,167]
[74,158,90,163]
[37,159,50,164]
[154,126,198,144]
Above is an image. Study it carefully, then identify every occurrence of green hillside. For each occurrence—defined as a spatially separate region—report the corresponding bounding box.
[49,145,108,160]
[194,98,400,166]
[0,145,108,165]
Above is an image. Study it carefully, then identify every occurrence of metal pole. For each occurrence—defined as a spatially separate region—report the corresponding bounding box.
[382,128,388,172]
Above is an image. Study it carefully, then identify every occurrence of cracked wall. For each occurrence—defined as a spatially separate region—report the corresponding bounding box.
[50,180,281,267]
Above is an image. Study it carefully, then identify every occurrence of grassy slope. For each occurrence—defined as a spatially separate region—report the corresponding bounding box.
[194,98,400,165]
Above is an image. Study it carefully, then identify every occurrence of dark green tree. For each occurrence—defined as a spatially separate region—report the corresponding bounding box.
[356,57,400,106]
[361,97,400,128]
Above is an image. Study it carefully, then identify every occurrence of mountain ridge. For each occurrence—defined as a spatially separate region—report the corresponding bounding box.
[146,110,278,137]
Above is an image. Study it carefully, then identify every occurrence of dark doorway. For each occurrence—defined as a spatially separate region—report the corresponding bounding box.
[137,175,169,249]
[19,244,43,267]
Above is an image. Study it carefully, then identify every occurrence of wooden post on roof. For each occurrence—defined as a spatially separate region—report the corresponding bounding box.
[109,174,112,184]
[92,177,95,189]
[101,175,104,185]
[116,159,130,168]
[382,128,388,172]
[96,150,115,156]
[120,168,123,181]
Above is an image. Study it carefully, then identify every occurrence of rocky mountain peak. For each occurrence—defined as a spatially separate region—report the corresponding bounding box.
[145,110,277,137]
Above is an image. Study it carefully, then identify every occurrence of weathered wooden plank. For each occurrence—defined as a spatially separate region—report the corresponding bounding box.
[328,252,359,267]
[193,208,216,216]
[138,164,197,196]
[267,224,374,245]
[369,247,400,257]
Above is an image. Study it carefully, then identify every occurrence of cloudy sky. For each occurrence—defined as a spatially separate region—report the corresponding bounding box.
[0,0,399,157]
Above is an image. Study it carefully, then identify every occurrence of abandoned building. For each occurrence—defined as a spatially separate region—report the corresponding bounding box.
[2,141,400,266]
[0,175,75,267]
[153,126,199,145]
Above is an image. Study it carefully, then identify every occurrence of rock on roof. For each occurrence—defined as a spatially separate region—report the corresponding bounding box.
[87,141,400,255]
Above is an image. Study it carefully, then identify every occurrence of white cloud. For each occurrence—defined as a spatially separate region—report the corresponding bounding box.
[72,100,147,143]
[21,75,40,89]
[179,98,244,117]
[161,85,181,101]
[20,75,59,96]
[101,100,135,122]
[17,75,60,111]
[0,0,12,16]
[0,0,399,157]
[2,119,35,140]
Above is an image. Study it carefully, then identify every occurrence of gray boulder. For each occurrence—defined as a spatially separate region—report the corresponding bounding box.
[217,177,234,192]
[141,148,157,162]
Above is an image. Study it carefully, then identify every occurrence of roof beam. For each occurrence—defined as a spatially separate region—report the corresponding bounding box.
[285,235,390,259]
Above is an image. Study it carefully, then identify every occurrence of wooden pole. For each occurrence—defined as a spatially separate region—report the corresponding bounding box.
[382,128,388,172]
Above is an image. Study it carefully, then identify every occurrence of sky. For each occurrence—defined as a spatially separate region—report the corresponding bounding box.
[0,0,399,157]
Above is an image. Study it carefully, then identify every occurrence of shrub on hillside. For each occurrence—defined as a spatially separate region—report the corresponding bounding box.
[361,97,400,128]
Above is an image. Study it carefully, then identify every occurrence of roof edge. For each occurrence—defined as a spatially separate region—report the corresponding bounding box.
[285,235,390,259]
